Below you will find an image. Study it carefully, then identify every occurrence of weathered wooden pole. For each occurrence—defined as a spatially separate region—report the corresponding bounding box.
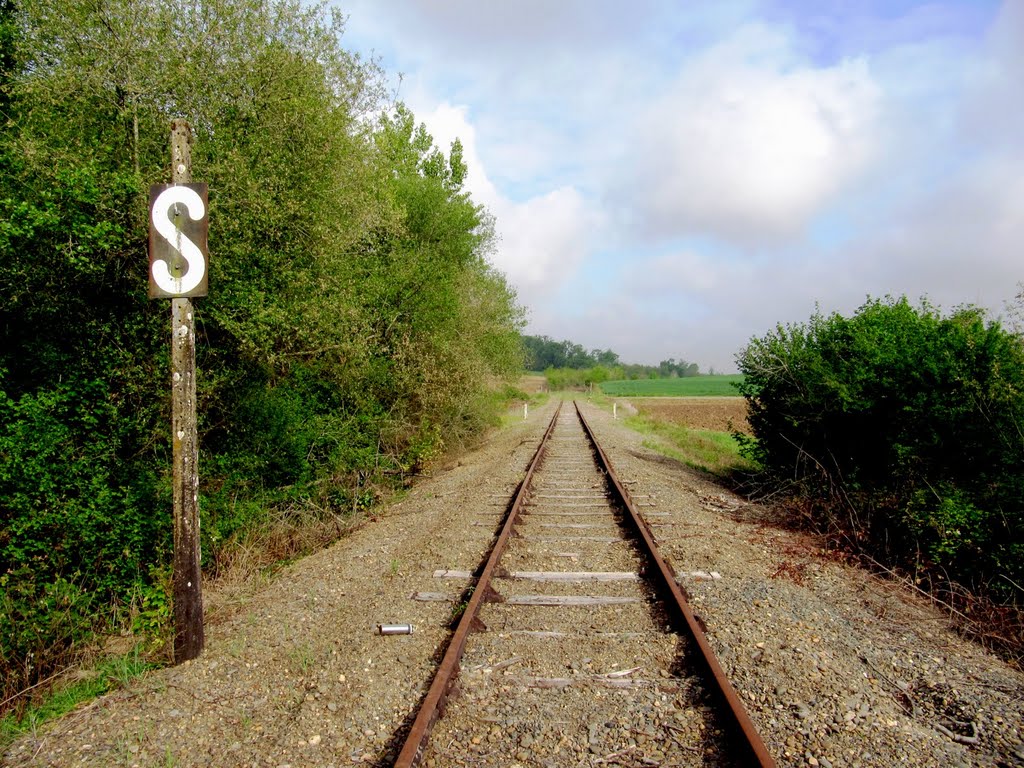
[169,119,204,662]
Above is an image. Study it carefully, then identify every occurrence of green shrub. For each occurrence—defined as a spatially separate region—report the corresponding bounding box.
[130,566,172,650]
[0,377,167,699]
[544,365,620,391]
[737,297,1024,600]
[0,568,97,702]
[0,379,166,595]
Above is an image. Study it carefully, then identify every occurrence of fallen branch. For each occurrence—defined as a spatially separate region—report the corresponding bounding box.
[595,744,639,764]
[934,720,980,745]
[597,666,643,679]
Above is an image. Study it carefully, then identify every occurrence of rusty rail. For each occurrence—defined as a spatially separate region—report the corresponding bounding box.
[393,402,563,767]
[393,400,776,766]
[574,400,777,768]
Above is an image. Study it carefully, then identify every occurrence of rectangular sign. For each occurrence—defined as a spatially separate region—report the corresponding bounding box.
[148,183,209,299]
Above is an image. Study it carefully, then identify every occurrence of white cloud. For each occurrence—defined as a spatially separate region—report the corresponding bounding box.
[961,0,1024,148]
[490,186,591,289]
[415,102,595,303]
[346,3,1022,373]
[620,24,881,244]
[622,250,750,298]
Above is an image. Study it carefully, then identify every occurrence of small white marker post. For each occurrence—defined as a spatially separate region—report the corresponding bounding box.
[613,402,617,419]
[524,403,529,420]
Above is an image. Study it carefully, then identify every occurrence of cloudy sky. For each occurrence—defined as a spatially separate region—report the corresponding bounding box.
[338,1,1023,373]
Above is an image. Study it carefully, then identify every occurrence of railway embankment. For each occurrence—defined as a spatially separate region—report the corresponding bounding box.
[5,400,1023,768]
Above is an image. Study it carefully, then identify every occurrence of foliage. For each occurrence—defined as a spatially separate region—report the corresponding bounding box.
[736,296,1024,601]
[523,335,619,370]
[522,335,703,380]
[131,567,172,650]
[600,375,744,397]
[0,0,523,706]
[543,365,623,391]
[648,358,701,378]
[0,568,97,697]
[624,416,755,477]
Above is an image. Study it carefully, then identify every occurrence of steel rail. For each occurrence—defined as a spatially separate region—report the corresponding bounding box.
[573,400,778,768]
[393,402,563,768]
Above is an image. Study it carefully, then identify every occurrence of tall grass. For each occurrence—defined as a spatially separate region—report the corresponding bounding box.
[624,414,756,477]
[0,646,153,752]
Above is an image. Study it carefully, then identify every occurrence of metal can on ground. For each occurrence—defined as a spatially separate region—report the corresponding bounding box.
[378,623,414,635]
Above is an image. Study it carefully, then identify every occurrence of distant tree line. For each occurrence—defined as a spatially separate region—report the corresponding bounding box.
[524,335,701,379]
[523,335,619,370]
[646,358,701,378]
[0,0,523,703]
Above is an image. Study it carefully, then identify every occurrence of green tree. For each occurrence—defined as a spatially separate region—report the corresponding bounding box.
[0,0,522,702]
[359,104,522,455]
[0,0,15,111]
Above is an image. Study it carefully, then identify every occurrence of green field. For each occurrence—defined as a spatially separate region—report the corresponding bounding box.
[599,375,744,397]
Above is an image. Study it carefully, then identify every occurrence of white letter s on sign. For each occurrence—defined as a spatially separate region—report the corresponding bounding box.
[151,186,206,295]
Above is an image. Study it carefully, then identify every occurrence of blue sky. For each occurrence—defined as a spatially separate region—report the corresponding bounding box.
[337,0,1022,372]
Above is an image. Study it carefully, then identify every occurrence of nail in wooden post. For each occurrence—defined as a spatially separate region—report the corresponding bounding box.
[170,119,204,663]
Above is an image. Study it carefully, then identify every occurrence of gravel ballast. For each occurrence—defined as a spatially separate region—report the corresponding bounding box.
[4,398,1023,768]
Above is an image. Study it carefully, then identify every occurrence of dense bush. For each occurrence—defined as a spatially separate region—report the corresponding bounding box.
[544,365,624,391]
[737,297,1024,601]
[0,0,523,704]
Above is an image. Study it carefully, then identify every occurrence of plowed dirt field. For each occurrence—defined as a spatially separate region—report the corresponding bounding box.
[629,396,751,433]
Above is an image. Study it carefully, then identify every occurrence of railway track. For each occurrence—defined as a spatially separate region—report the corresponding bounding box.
[395,401,775,767]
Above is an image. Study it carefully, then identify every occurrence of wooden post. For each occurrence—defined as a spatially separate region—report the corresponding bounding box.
[170,119,204,662]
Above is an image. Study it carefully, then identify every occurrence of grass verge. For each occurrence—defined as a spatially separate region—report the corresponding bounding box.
[0,645,154,752]
[624,414,757,477]
[500,389,551,427]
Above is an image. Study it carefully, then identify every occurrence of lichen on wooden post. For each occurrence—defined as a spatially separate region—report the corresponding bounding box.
[170,118,204,663]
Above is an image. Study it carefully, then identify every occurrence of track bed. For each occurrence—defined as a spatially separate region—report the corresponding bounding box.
[400,403,773,767]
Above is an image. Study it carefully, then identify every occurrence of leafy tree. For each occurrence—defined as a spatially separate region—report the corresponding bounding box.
[543,365,624,390]
[0,0,522,701]
[657,358,700,378]
[523,336,702,379]
[0,0,15,111]
[523,336,623,371]
[354,103,523,456]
